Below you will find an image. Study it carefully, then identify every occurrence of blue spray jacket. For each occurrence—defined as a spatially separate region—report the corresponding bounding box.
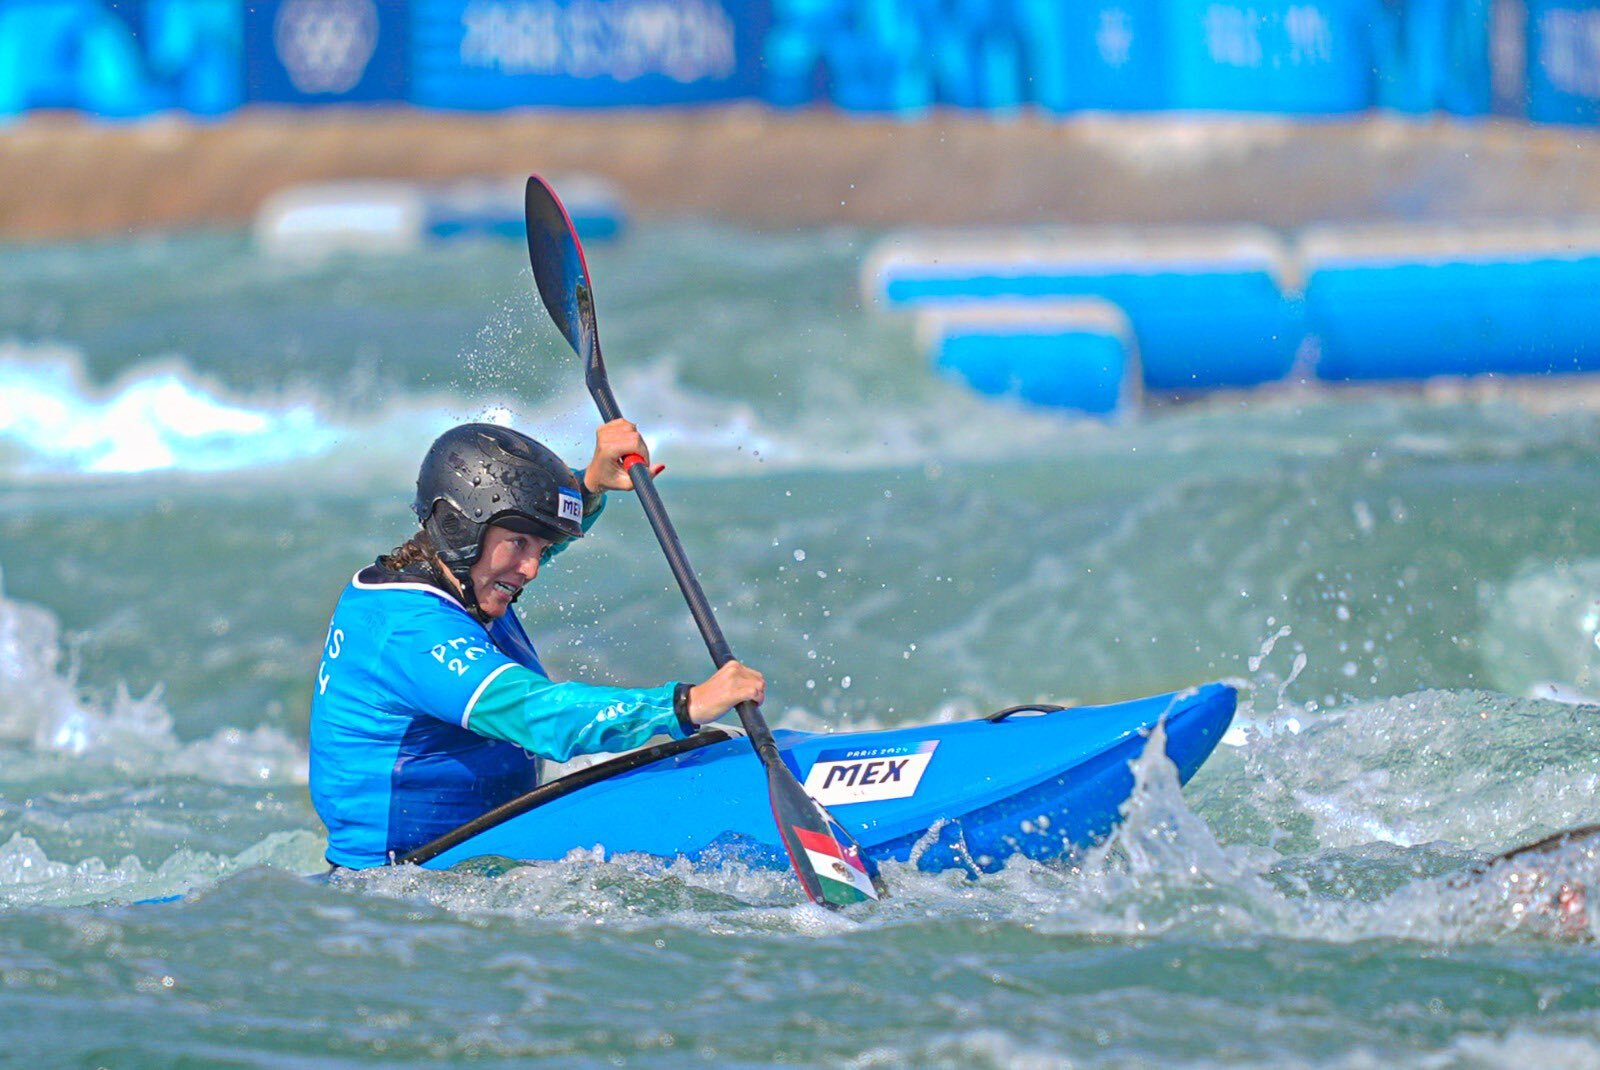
[309,564,691,869]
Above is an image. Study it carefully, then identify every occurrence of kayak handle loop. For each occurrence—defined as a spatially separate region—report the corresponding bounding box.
[985,703,1069,723]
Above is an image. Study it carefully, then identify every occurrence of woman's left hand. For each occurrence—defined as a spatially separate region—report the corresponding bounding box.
[583,418,665,493]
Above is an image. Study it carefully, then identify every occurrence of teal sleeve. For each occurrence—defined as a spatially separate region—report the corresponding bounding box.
[464,664,688,759]
[543,468,606,563]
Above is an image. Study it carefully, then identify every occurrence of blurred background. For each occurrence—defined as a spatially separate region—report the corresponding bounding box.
[3,0,1600,239]
[0,0,1586,123]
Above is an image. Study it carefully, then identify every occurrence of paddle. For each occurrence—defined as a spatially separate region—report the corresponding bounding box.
[522,175,884,908]
[1471,823,1600,871]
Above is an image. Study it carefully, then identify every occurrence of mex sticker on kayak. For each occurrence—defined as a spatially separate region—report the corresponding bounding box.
[803,740,938,805]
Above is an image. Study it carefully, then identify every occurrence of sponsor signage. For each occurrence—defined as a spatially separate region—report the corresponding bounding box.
[803,741,937,806]
[1045,0,1170,111]
[0,0,1586,125]
[245,0,409,103]
[0,0,242,117]
[1166,0,1373,112]
[411,0,770,108]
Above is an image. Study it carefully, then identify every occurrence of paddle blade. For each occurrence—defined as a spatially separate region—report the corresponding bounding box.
[524,175,596,364]
[767,765,884,908]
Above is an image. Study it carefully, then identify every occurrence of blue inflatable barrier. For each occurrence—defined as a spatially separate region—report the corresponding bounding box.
[919,300,1139,415]
[1302,222,1600,380]
[863,228,1305,392]
[253,175,626,258]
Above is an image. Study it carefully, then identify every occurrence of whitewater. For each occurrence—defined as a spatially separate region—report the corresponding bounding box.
[3,225,1599,1067]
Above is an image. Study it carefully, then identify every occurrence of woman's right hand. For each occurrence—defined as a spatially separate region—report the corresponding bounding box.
[583,418,664,493]
[687,660,765,725]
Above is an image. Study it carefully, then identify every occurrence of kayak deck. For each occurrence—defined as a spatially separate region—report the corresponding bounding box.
[416,683,1237,874]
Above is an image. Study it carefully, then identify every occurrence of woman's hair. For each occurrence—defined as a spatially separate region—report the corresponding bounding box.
[379,528,438,573]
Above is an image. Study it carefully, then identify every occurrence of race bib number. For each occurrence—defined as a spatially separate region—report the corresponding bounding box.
[803,741,938,805]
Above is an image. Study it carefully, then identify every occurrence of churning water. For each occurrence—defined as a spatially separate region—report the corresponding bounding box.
[2,224,1599,1067]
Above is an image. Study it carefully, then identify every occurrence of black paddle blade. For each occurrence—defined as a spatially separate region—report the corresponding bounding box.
[524,175,597,365]
[767,765,884,908]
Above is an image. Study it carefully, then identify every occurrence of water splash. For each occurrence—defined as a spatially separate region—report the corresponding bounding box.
[0,344,335,475]
[1034,719,1296,938]
[1022,699,1600,947]
[1219,690,1600,854]
[1480,556,1600,701]
[0,571,306,785]
[0,830,325,908]
[0,339,1068,483]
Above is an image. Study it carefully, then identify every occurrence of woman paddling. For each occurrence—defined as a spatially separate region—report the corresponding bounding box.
[309,419,764,869]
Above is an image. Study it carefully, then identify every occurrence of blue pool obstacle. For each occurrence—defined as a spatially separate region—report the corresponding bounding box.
[1301,221,1600,381]
[862,227,1305,392]
[253,175,626,257]
[916,298,1140,416]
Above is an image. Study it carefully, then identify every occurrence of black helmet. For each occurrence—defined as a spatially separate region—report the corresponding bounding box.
[414,423,585,571]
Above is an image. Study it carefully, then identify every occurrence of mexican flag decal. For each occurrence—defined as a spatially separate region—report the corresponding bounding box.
[794,826,879,903]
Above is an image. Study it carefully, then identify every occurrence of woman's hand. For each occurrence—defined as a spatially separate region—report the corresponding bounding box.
[687,660,766,725]
[583,418,664,493]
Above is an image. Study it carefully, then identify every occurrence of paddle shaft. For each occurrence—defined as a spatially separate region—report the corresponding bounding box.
[588,370,781,760]
[528,173,881,905]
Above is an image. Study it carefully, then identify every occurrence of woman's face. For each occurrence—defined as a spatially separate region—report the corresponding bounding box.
[469,525,555,619]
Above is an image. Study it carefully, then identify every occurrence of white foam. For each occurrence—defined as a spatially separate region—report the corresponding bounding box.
[1479,557,1600,700]
[1205,687,1600,860]
[0,339,1072,484]
[0,571,307,785]
[0,829,326,907]
[0,343,335,476]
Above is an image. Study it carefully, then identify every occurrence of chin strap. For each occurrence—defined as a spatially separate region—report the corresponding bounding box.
[460,574,493,626]
[429,552,493,625]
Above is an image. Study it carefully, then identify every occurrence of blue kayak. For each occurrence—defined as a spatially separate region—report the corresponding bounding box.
[408,683,1236,874]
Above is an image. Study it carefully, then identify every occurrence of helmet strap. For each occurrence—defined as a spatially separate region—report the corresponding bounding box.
[429,551,492,626]
[459,573,492,626]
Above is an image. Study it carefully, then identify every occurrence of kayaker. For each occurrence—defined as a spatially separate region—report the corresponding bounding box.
[309,420,765,869]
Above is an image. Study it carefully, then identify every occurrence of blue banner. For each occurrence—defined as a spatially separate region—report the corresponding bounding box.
[0,0,241,117]
[411,0,770,109]
[1165,0,1375,112]
[1374,0,1494,114]
[1024,0,1170,111]
[243,0,409,103]
[1526,0,1600,121]
[0,0,1592,126]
